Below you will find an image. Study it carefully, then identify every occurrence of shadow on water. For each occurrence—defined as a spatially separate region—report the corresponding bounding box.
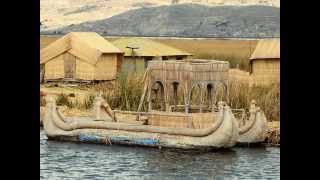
[40,130,279,179]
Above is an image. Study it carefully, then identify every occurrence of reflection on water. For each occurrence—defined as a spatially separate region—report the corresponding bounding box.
[40,129,280,179]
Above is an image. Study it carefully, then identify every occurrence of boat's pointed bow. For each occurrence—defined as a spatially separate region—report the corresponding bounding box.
[223,105,239,148]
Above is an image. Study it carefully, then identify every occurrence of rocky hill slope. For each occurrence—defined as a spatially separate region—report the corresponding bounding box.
[40,0,279,32]
[43,4,279,38]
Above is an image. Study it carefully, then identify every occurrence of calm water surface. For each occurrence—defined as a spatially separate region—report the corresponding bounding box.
[40,129,280,179]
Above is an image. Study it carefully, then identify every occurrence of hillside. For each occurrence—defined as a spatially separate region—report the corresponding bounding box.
[43,4,280,38]
[40,0,280,32]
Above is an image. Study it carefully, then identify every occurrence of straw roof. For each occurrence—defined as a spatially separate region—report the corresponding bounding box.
[111,38,192,57]
[40,32,123,65]
[147,59,229,83]
[249,38,280,61]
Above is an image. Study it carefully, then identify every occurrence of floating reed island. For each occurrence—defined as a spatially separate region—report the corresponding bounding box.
[42,59,273,149]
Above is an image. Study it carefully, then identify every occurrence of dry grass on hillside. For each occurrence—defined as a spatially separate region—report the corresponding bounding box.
[154,39,257,58]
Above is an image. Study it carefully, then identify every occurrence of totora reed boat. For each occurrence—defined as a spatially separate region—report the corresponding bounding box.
[43,60,241,150]
[43,95,239,150]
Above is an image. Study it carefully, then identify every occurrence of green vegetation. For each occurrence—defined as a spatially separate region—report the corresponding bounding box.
[100,72,146,111]
[54,93,96,109]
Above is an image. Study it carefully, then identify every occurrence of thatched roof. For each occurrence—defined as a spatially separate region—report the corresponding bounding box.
[146,59,229,83]
[40,32,123,65]
[111,38,192,57]
[249,38,280,61]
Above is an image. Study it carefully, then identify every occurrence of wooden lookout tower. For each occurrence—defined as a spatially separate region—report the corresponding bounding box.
[138,59,230,113]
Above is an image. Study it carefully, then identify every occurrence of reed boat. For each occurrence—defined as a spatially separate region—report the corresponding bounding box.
[232,100,268,145]
[43,95,239,150]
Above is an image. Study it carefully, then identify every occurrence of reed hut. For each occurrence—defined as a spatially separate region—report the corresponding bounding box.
[249,38,280,86]
[137,59,229,113]
[111,38,192,73]
[40,32,124,83]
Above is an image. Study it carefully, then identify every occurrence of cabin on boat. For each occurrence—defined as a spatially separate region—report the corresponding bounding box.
[249,38,280,86]
[111,38,192,74]
[138,59,229,113]
[40,32,124,83]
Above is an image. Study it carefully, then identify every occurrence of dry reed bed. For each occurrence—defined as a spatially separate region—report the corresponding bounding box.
[265,121,280,145]
[41,73,279,122]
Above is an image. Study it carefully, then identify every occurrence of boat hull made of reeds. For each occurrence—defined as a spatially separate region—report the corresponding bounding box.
[43,97,239,150]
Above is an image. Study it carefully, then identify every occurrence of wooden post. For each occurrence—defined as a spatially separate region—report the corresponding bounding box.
[212,84,216,111]
[199,86,204,113]
[160,86,165,111]
[137,81,148,112]
[126,46,139,73]
[113,111,116,122]
[147,86,152,112]
[165,103,170,112]
[184,84,190,114]
[225,82,230,104]
[207,84,211,108]
[185,93,189,114]
[173,83,178,110]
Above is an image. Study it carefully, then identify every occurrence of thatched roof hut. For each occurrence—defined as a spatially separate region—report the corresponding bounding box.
[40,32,124,82]
[249,38,280,86]
[138,59,229,113]
[111,38,192,73]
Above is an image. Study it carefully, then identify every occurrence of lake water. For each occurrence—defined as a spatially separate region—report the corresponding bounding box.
[40,129,280,179]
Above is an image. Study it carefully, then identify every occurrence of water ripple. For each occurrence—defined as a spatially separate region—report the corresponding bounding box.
[40,130,279,179]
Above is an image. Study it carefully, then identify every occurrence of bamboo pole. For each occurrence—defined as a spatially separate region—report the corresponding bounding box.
[137,80,148,112]
[147,85,152,112]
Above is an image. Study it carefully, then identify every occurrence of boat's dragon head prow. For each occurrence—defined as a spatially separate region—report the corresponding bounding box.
[92,92,116,121]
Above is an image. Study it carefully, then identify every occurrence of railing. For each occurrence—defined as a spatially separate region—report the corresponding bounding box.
[169,104,213,113]
[113,110,193,128]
